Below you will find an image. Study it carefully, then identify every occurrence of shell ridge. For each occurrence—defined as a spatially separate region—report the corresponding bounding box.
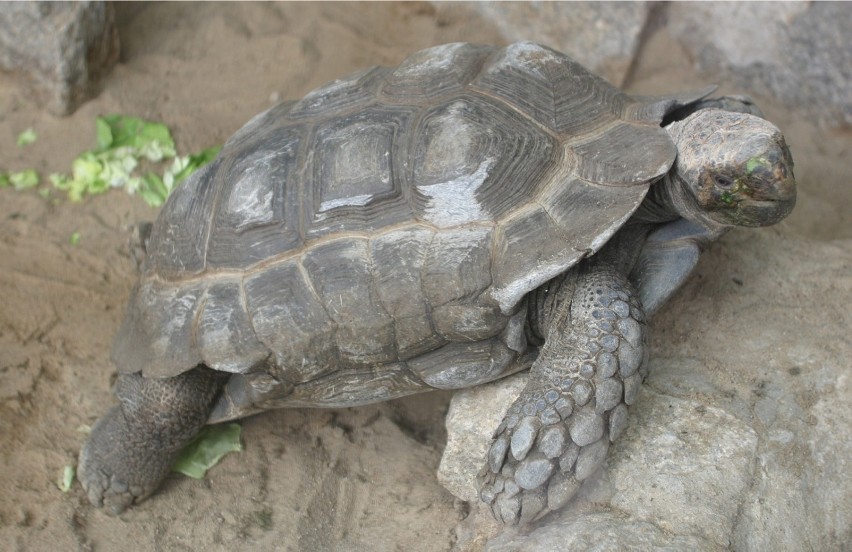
[366,236,401,360]
[200,152,231,273]
[467,86,562,142]
[190,288,209,367]
[237,276,272,366]
[296,255,335,331]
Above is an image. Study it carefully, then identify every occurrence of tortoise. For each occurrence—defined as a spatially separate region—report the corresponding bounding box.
[78,42,796,522]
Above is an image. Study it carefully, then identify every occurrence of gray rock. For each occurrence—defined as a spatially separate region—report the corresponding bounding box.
[438,374,526,503]
[440,231,850,551]
[574,439,609,481]
[667,2,852,126]
[0,1,119,115]
[485,512,719,552]
[608,390,758,547]
[444,2,652,86]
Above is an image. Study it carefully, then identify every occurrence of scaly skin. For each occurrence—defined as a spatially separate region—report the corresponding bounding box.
[78,367,225,514]
[479,259,648,525]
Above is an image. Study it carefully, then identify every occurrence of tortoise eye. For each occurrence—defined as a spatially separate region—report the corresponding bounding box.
[713,175,735,189]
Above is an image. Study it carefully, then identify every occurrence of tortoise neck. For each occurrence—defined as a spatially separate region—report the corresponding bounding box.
[635,174,727,235]
[633,174,682,224]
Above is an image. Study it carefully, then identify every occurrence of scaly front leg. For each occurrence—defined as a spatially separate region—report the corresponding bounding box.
[479,260,648,525]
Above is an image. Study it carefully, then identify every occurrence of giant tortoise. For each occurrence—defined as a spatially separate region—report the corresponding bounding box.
[79,42,796,523]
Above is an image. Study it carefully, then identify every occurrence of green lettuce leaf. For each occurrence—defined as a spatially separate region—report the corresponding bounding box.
[172,423,242,479]
[17,128,37,147]
[57,465,75,492]
[9,169,39,190]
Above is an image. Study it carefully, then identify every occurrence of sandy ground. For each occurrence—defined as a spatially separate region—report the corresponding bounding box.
[0,3,848,551]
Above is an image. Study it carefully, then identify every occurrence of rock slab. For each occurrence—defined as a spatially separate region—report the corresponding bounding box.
[440,230,851,551]
[667,2,852,126]
[0,1,119,115]
[450,1,652,86]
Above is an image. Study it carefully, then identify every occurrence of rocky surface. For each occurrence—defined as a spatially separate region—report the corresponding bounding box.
[442,229,851,551]
[0,1,119,115]
[667,1,852,126]
[446,1,652,86]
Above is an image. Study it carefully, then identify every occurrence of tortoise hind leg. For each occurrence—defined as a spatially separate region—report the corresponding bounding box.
[479,261,648,525]
[78,366,226,514]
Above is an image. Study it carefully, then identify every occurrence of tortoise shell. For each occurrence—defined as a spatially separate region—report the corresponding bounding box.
[112,42,710,421]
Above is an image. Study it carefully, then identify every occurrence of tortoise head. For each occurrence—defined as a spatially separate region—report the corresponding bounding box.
[668,109,796,227]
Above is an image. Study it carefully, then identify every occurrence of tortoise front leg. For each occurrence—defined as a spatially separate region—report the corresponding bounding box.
[78,367,225,514]
[479,260,648,525]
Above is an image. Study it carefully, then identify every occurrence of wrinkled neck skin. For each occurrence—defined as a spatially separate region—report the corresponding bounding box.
[633,118,730,236]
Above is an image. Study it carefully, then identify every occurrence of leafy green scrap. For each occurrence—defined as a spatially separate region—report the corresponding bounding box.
[0,169,40,190]
[17,128,37,147]
[57,465,75,492]
[137,145,222,207]
[48,115,218,205]
[172,423,242,479]
[96,114,176,160]
[4,115,219,206]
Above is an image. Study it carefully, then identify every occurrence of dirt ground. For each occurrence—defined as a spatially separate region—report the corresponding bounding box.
[0,3,849,551]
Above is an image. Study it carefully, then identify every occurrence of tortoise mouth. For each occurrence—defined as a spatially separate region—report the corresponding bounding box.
[732,196,796,227]
[736,156,797,226]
